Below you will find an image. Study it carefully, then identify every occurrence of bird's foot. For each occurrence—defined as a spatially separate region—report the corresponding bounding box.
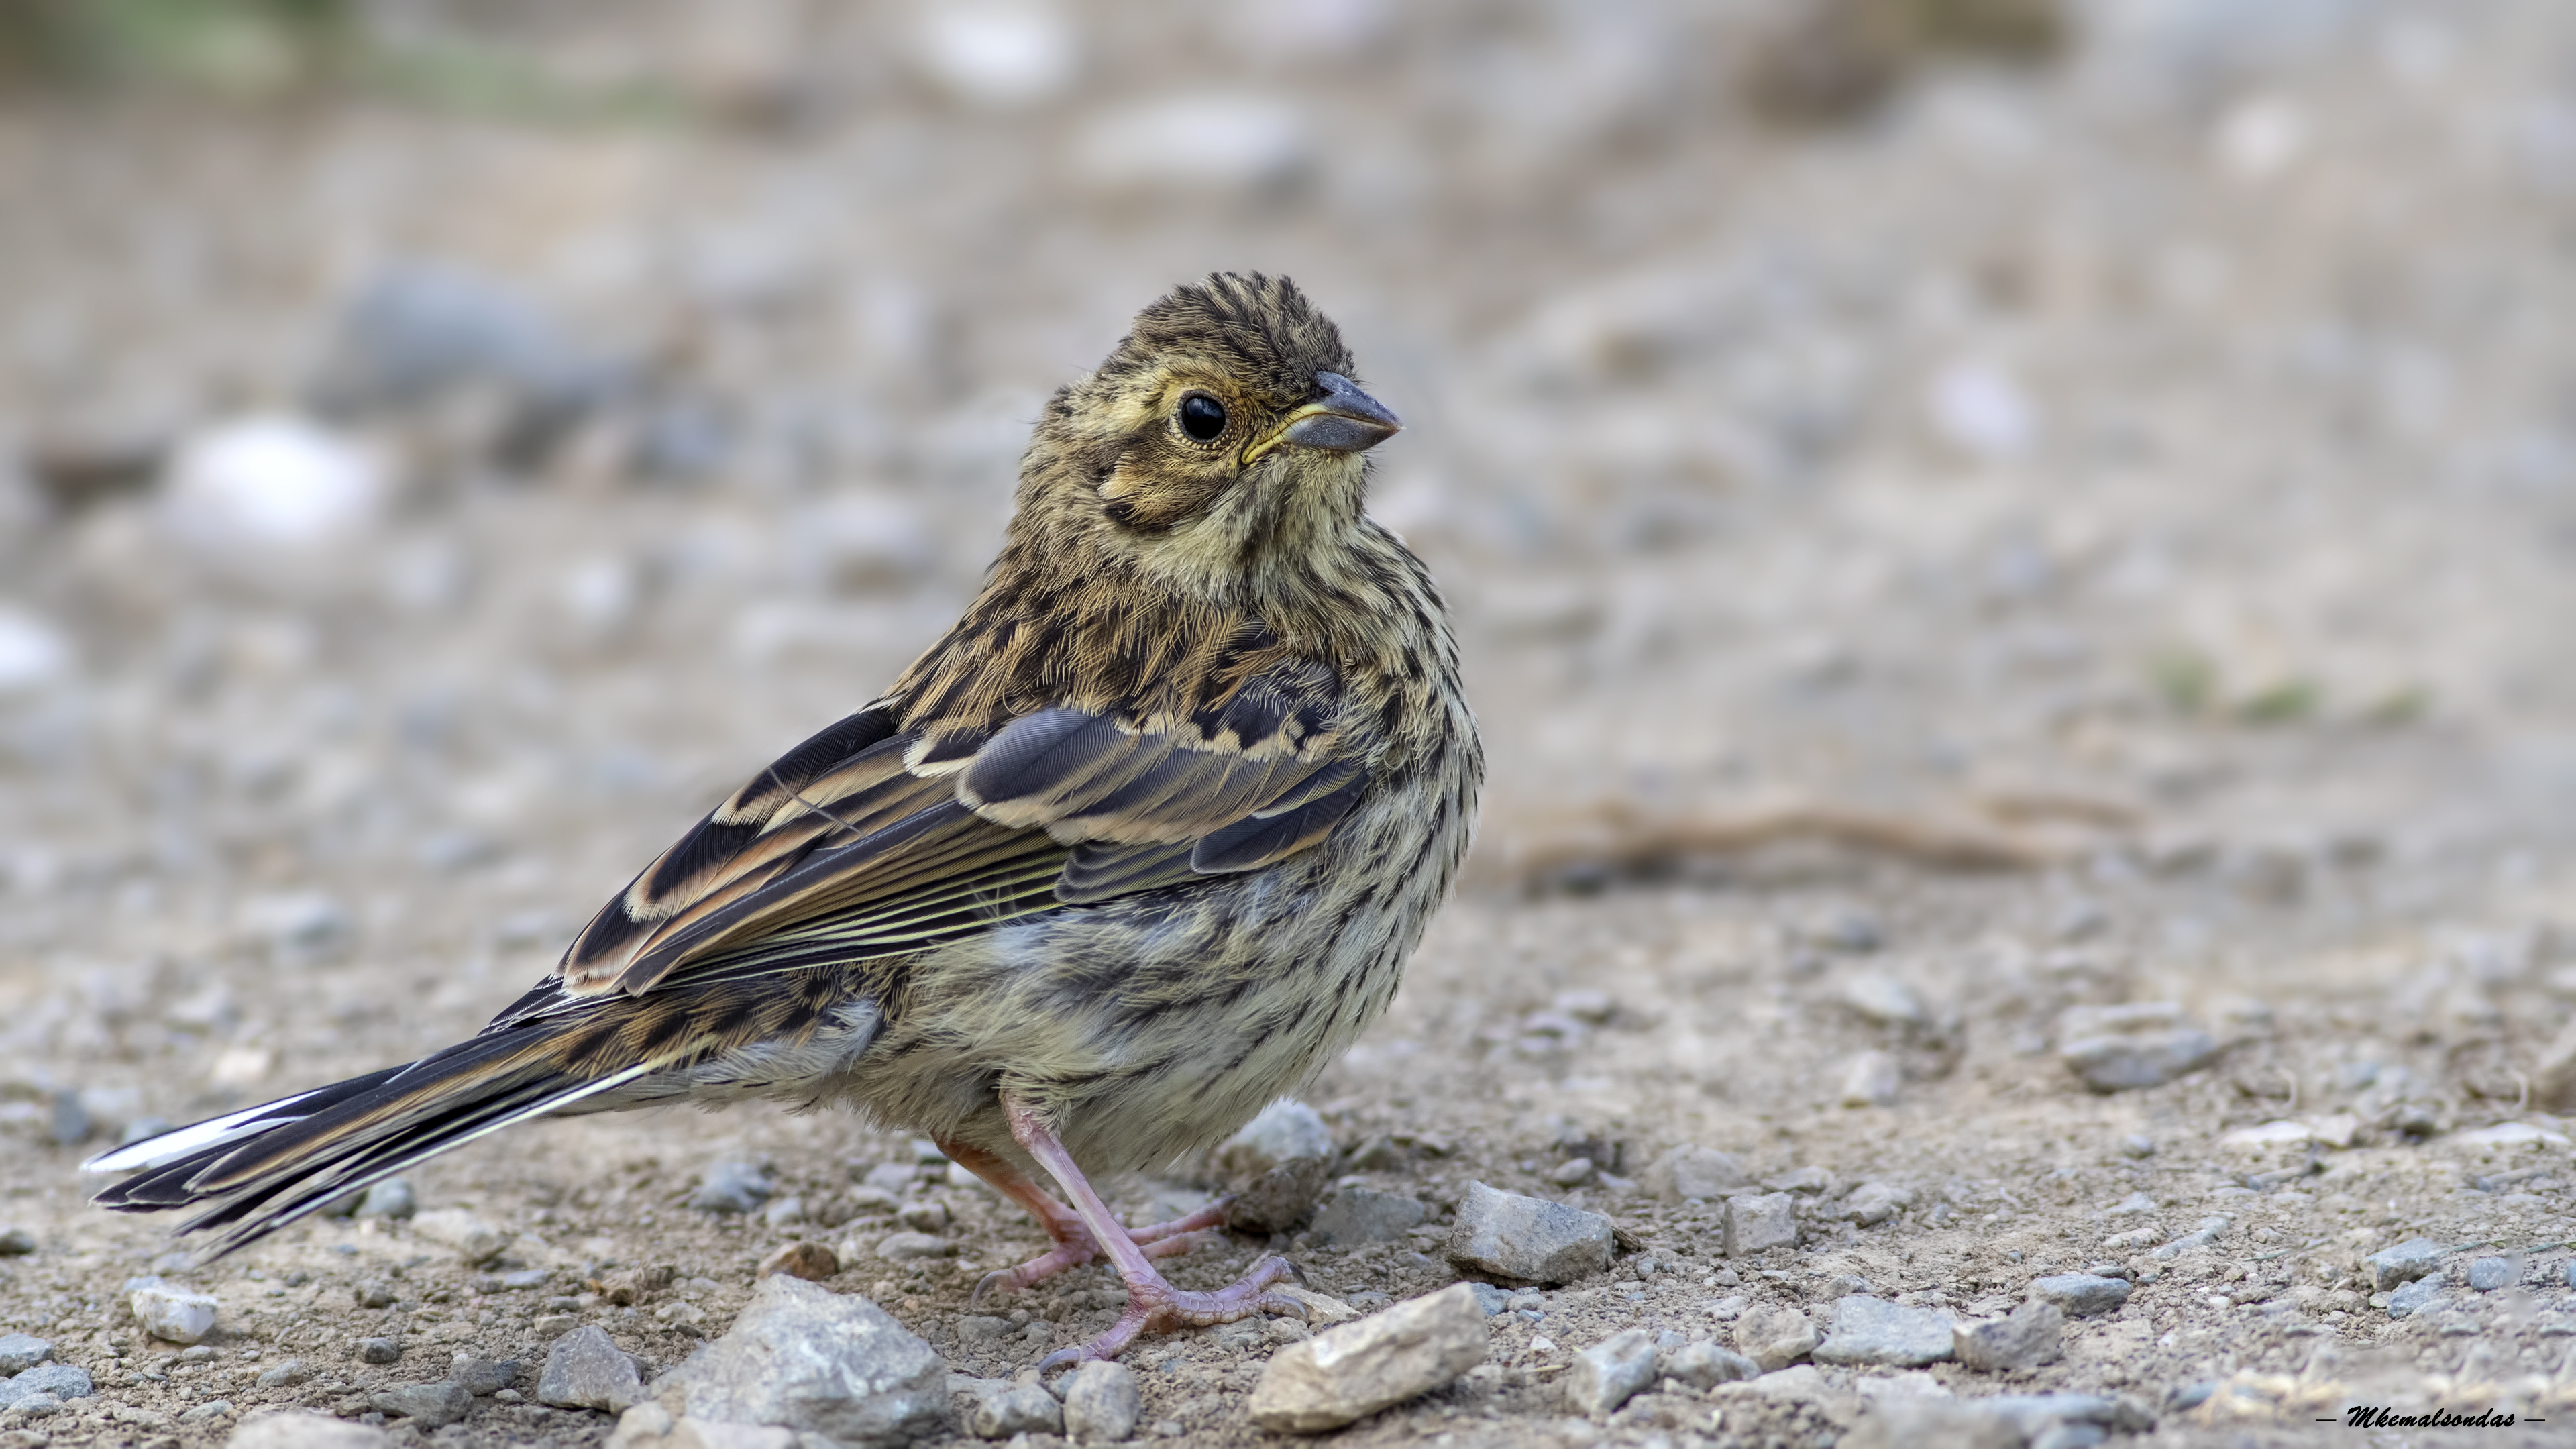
[1039,1254,1303,1371]
[973,1198,1235,1305]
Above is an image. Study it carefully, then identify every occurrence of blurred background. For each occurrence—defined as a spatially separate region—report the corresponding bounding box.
[4,0,2576,1129]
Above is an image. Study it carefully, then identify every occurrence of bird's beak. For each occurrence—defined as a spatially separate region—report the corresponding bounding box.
[1242,372,1402,465]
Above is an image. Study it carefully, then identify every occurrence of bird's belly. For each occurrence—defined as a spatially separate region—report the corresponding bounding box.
[836,783,1466,1175]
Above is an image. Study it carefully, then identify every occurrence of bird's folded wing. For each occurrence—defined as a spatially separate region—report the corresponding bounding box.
[544,663,1368,1003]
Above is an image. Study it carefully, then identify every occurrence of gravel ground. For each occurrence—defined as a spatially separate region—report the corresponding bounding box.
[7,2,2576,1446]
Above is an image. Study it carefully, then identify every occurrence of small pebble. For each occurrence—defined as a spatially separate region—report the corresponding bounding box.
[356,1338,401,1364]
[690,1161,773,1214]
[2467,1257,2516,1292]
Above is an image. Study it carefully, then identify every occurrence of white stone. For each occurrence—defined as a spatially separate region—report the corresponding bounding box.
[224,1409,392,1448]
[129,1277,219,1345]
[1840,1051,1902,1108]
[0,607,73,694]
[163,414,387,551]
[1248,1283,1488,1433]
[412,1209,507,1265]
[2217,1120,2312,1151]
[912,4,1076,109]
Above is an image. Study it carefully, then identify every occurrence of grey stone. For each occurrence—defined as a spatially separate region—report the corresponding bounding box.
[0,1336,49,1375]
[313,263,626,455]
[1641,1145,1755,1203]
[1955,1301,2065,1371]
[2467,1256,2516,1291]
[1563,1328,1656,1417]
[537,1325,643,1413]
[3,1392,61,1419]
[1765,1166,1838,1195]
[961,1378,1060,1438]
[352,1179,416,1220]
[2386,1274,2449,1318]
[1733,1304,1819,1371]
[690,1161,774,1215]
[657,1273,950,1446]
[2061,1029,2219,1091]
[1843,1181,1915,1226]
[1658,1338,1758,1389]
[2029,1274,2131,1319]
[128,1277,219,1344]
[1060,1360,1139,1443]
[955,1316,1012,1344]
[1,1362,91,1407]
[180,1399,236,1424]
[357,1338,402,1364]
[531,1313,579,1339]
[1216,1100,1336,1233]
[449,1354,521,1395]
[2365,1238,2446,1291]
[1723,1192,1799,1256]
[1966,1394,2153,1440]
[896,1201,947,1233]
[2150,1216,2231,1260]
[1842,1399,2027,1449]
[354,1281,398,1309]
[1466,1283,1513,1316]
[48,1089,89,1146]
[411,1209,506,1265]
[1247,1283,1487,1434]
[225,1407,396,1448]
[1813,1295,1957,1367]
[1840,1051,1904,1107]
[1309,1189,1426,1246]
[873,1232,953,1262]
[255,1360,312,1389]
[1446,1182,1613,1285]
[0,1228,31,1256]
[1839,974,1927,1028]
[368,1382,471,1428]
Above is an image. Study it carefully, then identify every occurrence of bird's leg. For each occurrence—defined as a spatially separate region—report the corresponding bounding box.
[1000,1093,1299,1369]
[947,1138,1232,1305]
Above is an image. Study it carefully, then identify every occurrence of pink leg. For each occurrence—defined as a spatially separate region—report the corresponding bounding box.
[938,1138,1230,1305]
[1000,1093,1300,1368]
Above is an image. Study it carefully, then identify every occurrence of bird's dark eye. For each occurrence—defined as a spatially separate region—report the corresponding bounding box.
[1177,393,1227,442]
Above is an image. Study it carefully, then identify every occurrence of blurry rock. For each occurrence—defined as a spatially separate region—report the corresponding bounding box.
[655,1275,949,1443]
[2029,1274,2129,1318]
[0,1335,50,1375]
[2386,1273,2448,1318]
[1073,95,1311,194]
[356,1337,401,1364]
[0,1362,88,1407]
[1743,0,2066,125]
[236,893,350,953]
[413,1210,506,1266]
[1216,1100,1335,1233]
[226,1409,392,1448]
[0,608,73,696]
[1658,1339,1758,1388]
[1247,1283,1487,1433]
[1841,1398,2023,1449]
[2364,1238,2445,1292]
[353,1179,416,1221]
[1925,359,2037,462]
[2061,1028,2218,1092]
[1309,1189,1426,1246]
[896,1202,948,1233]
[691,1161,775,1215]
[2466,1256,2516,1291]
[1723,1192,1799,1256]
[128,1277,219,1344]
[1642,1146,1753,1203]
[163,415,388,552]
[790,494,939,594]
[1841,1181,1914,1226]
[1563,1328,1656,1417]
[873,1233,952,1263]
[448,1355,520,1396]
[2151,1216,2231,1260]
[1059,1360,1138,1443]
[1839,975,1927,1028]
[961,1376,1060,1438]
[313,265,623,461]
[1840,1051,1903,1108]
[606,1403,672,1449]
[0,1228,35,1255]
[912,4,1077,109]
[2213,97,2307,182]
[45,1090,87,1146]
[1447,1182,1613,1285]
[2215,1120,2309,1152]
[369,1381,470,1428]
[537,1326,643,1414]
[757,1242,839,1283]
[1813,1296,1955,1366]
[1733,1304,1819,1371]
[1953,1301,2063,1371]
[1271,1287,1358,1326]
[2532,1018,2576,1113]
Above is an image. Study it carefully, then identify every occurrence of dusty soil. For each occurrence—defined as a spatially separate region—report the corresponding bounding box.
[7,2,2576,1446]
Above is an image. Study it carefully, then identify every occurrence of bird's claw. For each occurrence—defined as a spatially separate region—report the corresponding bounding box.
[1037,1254,1301,1371]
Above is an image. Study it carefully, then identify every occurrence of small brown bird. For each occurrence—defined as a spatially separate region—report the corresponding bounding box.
[88,273,1482,1365]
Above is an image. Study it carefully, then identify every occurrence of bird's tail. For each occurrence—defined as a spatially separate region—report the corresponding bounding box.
[83,1022,664,1261]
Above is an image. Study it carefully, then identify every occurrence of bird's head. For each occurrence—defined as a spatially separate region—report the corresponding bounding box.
[1016,273,1402,596]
